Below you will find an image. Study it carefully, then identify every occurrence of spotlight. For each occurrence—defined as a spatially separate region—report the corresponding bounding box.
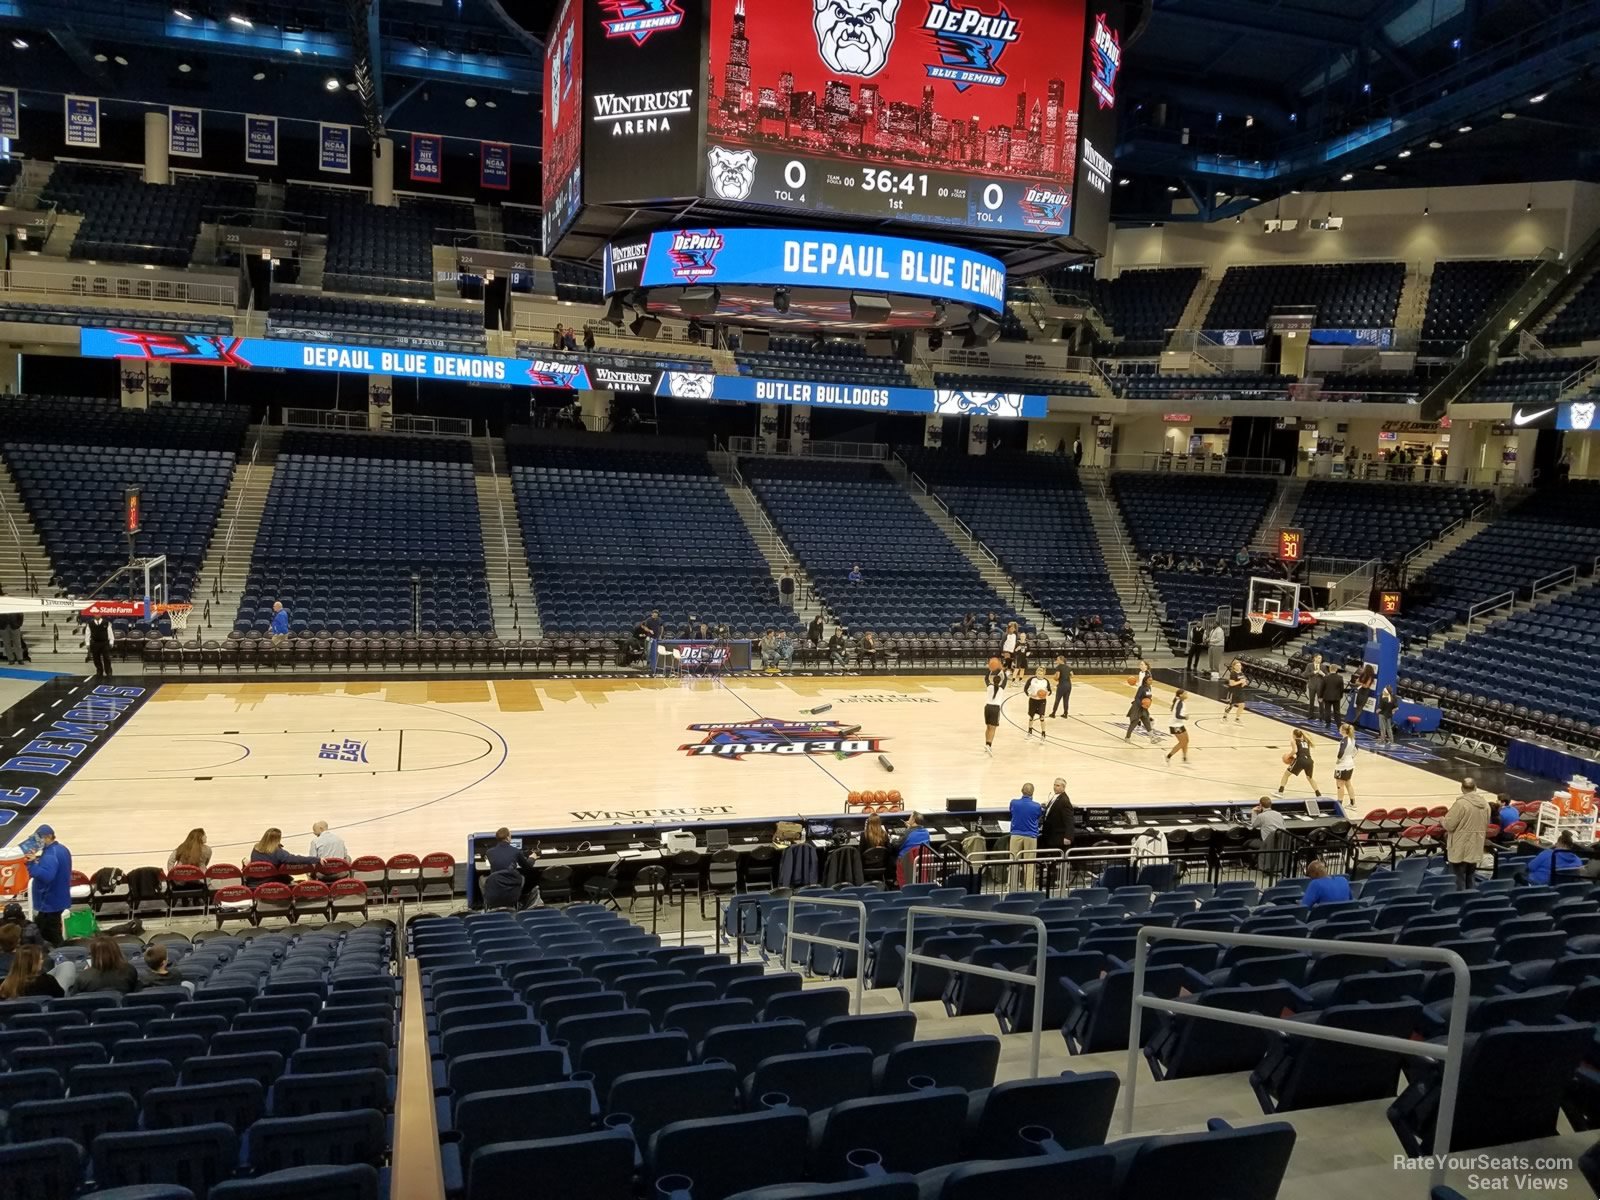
[773,286,791,314]
[325,77,340,90]
[94,53,108,62]
[229,14,254,28]
[928,330,943,352]
[252,71,266,80]
[1530,93,1547,103]
[1373,164,1387,171]
[1501,111,1516,120]
[630,314,662,340]
[1428,140,1443,149]
[173,7,193,17]
[177,62,191,72]
[1117,177,1130,186]
[1166,185,1179,193]
[1339,172,1354,181]
[11,38,27,49]
[485,100,497,109]
[1397,149,1412,158]
[465,97,478,108]
[1457,124,1472,133]
[114,55,128,66]
[604,295,626,327]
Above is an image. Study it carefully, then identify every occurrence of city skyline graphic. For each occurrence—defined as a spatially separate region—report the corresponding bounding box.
[707,0,1085,187]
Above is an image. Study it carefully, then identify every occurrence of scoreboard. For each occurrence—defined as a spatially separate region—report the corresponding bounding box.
[547,0,1126,257]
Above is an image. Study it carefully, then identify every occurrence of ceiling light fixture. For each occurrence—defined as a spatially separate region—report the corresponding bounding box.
[229,14,254,28]
[1397,148,1412,158]
[177,61,192,72]
[1340,172,1354,181]
[1428,140,1443,149]
[485,99,497,108]
[252,70,266,80]
[1117,177,1130,186]
[1501,111,1516,120]
[1457,124,1472,133]
[114,55,127,66]
[1373,164,1386,170]
[325,76,340,91]
[94,53,108,62]
[173,6,193,18]
[10,38,27,49]
[1529,93,1547,104]
[465,96,478,108]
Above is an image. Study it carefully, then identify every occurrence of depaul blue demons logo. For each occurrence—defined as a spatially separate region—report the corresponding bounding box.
[1090,12,1122,109]
[680,719,885,760]
[1020,186,1070,232]
[668,230,725,283]
[600,0,685,45]
[923,1,1020,92]
[525,359,592,389]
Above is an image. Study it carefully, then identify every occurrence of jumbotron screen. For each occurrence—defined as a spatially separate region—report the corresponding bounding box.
[704,0,1096,236]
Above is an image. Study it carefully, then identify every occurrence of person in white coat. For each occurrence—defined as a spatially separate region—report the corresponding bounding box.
[1206,622,1225,677]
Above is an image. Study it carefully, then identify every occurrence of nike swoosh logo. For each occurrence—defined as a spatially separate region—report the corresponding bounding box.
[1514,407,1555,426]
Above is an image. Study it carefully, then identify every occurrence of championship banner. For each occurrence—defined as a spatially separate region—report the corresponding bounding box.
[409,132,442,184]
[481,141,511,190]
[245,115,278,166]
[924,415,945,449]
[968,415,990,456]
[146,359,172,406]
[791,408,810,456]
[0,88,18,139]
[169,106,203,158]
[319,123,352,174]
[759,404,780,453]
[118,360,148,411]
[64,96,100,148]
[367,373,394,430]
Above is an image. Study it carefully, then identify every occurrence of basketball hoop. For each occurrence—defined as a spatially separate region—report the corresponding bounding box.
[157,603,193,632]
[1247,613,1269,635]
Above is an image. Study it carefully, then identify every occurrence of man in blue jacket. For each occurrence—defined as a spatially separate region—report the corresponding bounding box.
[1525,832,1587,885]
[24,825,70,946]
[1299,858,1352,908]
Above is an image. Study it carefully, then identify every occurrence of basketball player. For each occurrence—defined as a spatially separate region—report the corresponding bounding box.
[1024,668,1050,738]
[1000,622,1018,679]
[981,663,1006,754]
[1277,729,1322,797]
[1165,689,1190,763]
[1222,659,1248,722]
[1123,662,1159,742]
[1333,722,1358,805]
[1013,632,1030,683]
[1049,655,1072,718]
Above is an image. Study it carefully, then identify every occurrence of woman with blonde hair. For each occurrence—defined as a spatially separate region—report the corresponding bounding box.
[248,827,321,883]
[168,828,212,870]
[0,944,63,999]
[861,813,888,849]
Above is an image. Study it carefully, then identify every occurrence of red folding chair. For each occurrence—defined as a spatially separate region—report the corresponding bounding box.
[384,853,421,905]
[243,861,281,886]
[330,879,370,921]
[318,857,352,882]
[418,853,455,904]
[213,885,255,929]
[206,863,242,897]
[291,880,332,924]
[254,882,294,925]
[166,864,208,917]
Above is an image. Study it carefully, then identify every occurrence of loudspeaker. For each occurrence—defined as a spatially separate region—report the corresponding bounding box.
[678,286,721,317]
[849,293,892,323]
[865,336,893,357]
[630,314,662,340]
[742,328,770,353]
[967,309,1000,343]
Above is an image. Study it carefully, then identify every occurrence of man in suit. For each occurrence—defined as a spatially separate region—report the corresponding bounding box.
[1319,664,1345,729]
[1039,777,1076,894]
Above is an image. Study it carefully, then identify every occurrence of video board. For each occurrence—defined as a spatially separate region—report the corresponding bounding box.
[540,0,584,251]
[704,0,1091,235]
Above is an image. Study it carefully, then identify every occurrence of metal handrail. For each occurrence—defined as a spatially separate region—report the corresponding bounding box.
[1123,926,1471,1188]
[1531,565,1577,601]
[485,439,518,632]
[902,906,1047,1078]
[210,426,264,608]
[1465,589,1516,631]
[782,895,868,1015]
[1559,356,1600,396]
[0,466,38,598]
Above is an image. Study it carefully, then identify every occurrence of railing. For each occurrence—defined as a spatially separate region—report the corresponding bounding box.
[1560,356,1600,396]
[281,408,472,438]
[393,958,446,1200]
[0,468,38,597]
[726,437,887,460]
[1465,589,1516,631]
[902,906,1047,1077]
[1101,453,1285,476]
[1123,927,1471,1188]
[485,439,519,634]
[208,426,264,609]
[782,895,868,1016]
[1530,565,1577,602]
[1,265,237,310]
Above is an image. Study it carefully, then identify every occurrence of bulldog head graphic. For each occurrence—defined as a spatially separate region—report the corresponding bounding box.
[707,146,758,201]
[814,0,900,78]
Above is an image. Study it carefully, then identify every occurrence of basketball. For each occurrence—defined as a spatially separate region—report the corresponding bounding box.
[888,790,902,802]
[988,657,1002,672]
[1140,697,1152,709]
[848,791,863,806]
[1126,677,1139,686]
[1283,752,1295,765]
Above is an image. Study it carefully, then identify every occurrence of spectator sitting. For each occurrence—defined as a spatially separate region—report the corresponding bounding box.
[760,628,780,673]
[141,944,191,992]
[848,563,863,585]
[861,813,888,849]
[75,935,140,994]
[0,902,41,948]
[808,613,825,646]
[308,821,349,861]
[167,827,212,871]
[0,924,18,976]
[828,626,849,668]
[249,827,321,882]
[777,629,795,671]
[1525,832,1587,885]
[1497,799,1522,831]
[859,630,879,670]
[0,944,64,998]
[1299,859,1352,907]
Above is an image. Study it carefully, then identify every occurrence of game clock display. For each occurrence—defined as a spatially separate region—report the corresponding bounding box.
[705,0,1098,235]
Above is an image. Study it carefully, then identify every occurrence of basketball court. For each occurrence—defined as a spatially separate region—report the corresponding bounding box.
[32,671,1477,871]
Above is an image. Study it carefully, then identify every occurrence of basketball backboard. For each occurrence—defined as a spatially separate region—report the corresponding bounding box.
[1246,577,1310,633]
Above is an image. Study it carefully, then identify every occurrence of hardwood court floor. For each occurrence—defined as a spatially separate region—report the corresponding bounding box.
[54,673,1469,871]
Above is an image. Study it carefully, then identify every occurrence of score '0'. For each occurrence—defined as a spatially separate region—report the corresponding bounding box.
[982,184,1004,210]
[785,161,807,189]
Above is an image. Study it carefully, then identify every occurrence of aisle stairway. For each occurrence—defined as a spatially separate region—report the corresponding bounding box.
[473,438,539,640]
[191,425,278,637]
[1078,465,1164,655]
[708,451,828,632]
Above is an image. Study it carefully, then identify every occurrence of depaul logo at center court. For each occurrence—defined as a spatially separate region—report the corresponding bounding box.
[680,718,885,760]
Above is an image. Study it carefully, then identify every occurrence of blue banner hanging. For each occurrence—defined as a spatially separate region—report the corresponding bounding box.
[481,141,511,191]
[169,106,203,158]
[245,114,278,166]
[319,122,352,174]
[64,95,100,148]
[409,132,443,184]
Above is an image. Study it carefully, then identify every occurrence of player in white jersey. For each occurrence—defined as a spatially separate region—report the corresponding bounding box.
[1024,668,1050,738]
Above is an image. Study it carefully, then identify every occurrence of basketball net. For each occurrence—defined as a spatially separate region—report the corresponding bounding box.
[156,602,193,632]
[1247,613,1268,635]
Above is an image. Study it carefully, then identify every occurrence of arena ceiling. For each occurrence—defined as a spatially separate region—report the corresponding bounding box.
[0,0,1594,223]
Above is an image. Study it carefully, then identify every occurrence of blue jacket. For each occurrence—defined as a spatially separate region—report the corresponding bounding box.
[1527,848,1583,886]
[1300,874,1352,907]
[897,828,932,858]
[1009,796,1042,840]
[270,609,290,635]
[1497,805,1521,830]
[30,841,72,913]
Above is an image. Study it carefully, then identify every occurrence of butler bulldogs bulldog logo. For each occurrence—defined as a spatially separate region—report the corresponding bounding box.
[600,0,685,45]
[667,230,724,283]
[681,718,885,760]
[933,390,1024,418]
[1020,186,1070,231]
[664,372,715,399]
[1572,401,1596,431]
[814,0,900,78]
[707,147,758,201]
[1090,13,1122,109]
[923,1,1020,91]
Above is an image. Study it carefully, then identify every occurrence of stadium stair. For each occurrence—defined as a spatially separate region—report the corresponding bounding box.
[881,456,1070,641]
[709,451,829,633]
[472,438,540,641]
[1247,477,1308,556]
[1402,516,1492,578]
[1073,465,1161,654]
[0,456,50,601]
[187,426,278,640]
